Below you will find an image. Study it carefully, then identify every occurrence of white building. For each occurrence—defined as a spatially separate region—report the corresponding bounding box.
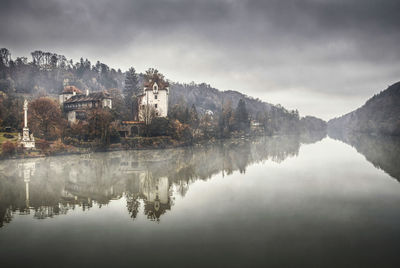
[138,77,169,120]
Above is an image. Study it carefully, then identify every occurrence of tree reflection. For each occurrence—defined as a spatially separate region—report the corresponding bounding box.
[329,130,400,182]
[0,134,326,227]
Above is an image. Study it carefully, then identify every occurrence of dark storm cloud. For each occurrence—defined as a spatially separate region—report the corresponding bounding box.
[1,0,400,119]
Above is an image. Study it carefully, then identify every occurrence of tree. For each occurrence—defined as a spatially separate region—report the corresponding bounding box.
[234,99,250,131]
[0,48,11,66]
[31,50,44,65]
[124,67,140,120]
[108,88,127,120]
[144,68,165,81]
[87,108,112,146]
[139,104,156,136]
[218,101,234,138]
[189,104,199,127]
[199,113,215,139]
[189,104,200,140]
[29,97,63,140]
[148,117,172,137]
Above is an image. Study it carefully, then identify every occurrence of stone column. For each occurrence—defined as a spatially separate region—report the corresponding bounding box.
[24,99,28,128]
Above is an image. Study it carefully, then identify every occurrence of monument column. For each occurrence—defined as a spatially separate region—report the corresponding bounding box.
[24,101,28,128]
[20,99,35,149]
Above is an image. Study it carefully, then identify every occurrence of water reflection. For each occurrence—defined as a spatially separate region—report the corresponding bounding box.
[329,130,400,182]
[0,134,323,227]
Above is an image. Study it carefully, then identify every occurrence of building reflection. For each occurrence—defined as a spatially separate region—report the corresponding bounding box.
[0,134,325,227]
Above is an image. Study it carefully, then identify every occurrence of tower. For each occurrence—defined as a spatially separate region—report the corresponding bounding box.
[138,74,169,121]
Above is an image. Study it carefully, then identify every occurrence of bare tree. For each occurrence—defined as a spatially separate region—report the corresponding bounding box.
[31,50,44,65]
[29,97,63,140]
[0,48,11,66]
[139,104,156,125]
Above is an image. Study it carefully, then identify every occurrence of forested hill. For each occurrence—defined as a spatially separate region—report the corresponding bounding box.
[169,82,273,117]
[0,48,286,117]
[0,48,326,134]
[328,81,400,136]
[0,49,125,95]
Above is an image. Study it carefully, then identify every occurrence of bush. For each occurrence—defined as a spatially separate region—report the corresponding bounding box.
[36,139,50,152]
[50,140,67,154]
[3,133,13,139]
[2,141,16,157]
[110,127,121,143]
[148,117,172,137]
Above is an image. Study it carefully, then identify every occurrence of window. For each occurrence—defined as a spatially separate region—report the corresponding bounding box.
[155,104,158,108]
[155,95,157,99]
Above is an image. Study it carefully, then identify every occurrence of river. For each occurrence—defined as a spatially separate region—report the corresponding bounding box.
[1,134,400,267]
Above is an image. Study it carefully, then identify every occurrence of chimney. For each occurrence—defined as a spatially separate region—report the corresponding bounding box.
[86,89,89,96]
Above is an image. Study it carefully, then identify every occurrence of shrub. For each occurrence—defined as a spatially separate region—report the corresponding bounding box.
[148,117,172,137]
[36,139,50,152]
[3,133,13,139]
[49,140,67,154]
[2,141,16,157]
[110,127,121,143]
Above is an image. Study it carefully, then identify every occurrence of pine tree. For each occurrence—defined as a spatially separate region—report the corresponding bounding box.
[189,104,199,128]
[124,67,140,120]
[234,99,250,131]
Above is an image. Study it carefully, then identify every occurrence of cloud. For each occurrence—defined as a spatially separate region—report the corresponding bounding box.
[1,0,399,119]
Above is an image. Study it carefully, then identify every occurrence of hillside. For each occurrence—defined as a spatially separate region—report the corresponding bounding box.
[169,82,272,116]
[0,48,326,135]
[328,81,400,136]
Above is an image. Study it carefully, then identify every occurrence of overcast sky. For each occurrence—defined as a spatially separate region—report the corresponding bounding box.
[1,0,399,120]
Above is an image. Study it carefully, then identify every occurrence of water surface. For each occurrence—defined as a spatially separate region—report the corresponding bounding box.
[1,134,400,267]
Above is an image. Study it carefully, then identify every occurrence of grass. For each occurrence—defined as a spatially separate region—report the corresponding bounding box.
[0,132,19,143]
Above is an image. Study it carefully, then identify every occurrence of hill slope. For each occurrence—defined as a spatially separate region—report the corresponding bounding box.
[0,48,326,134]
[328,81,400,136]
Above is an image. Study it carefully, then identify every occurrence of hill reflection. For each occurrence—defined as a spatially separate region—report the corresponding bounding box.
[329,131,400,182]
[0,134,325,227]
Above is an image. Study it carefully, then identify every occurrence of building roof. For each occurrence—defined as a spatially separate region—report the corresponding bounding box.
[143,79,169,91]
[64,91,111,104]
[62,86,83,95]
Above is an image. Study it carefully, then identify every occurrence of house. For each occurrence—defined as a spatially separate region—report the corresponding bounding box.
[59,86,83,104]
[61,89,112,123]
[138,76,169,120]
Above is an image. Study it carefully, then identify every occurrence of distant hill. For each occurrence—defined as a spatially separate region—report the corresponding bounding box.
[169,82,327,134]
[328,81,400,136]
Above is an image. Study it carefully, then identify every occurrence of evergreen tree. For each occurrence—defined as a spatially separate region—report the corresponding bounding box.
[234,99,250,131]
[189,104,199,128]
[124,67,140,120]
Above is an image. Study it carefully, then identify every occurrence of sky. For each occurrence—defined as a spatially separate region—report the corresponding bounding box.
[1,0,399,120]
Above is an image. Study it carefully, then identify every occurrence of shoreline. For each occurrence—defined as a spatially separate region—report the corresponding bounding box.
[0,130,329,161]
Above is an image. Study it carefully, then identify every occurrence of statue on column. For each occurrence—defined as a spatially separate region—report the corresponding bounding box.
[20,99,35,149]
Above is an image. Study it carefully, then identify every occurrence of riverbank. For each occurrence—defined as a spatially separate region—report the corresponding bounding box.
[0,129,328,160]
[0,135,226,160]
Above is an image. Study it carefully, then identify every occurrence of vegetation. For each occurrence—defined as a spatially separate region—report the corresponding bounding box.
[123,67,140,120]
[0,48,327,158]
[328,81,400,136]
[1,141,16,157]
[29,97,64,140]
